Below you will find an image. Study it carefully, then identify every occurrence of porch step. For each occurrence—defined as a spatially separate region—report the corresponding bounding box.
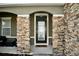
[31,45,53,56]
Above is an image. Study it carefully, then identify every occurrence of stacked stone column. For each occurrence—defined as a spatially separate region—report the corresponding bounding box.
[53,3,79,56]
[53,15,66,56]
[64,3,79,56]
[17,15,31,54]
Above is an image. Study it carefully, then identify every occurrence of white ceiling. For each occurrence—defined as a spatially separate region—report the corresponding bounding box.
[0,3,64,7]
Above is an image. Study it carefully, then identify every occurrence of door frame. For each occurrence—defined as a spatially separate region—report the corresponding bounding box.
[34,13,49,46]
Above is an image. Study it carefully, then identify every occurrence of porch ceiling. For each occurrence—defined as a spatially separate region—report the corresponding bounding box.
[0,3,64,7]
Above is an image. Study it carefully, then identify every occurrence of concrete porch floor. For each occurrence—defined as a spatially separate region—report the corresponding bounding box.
[0,47,18,54]
[0,45,53,56]
[0,47,31,56]
[31,45,53,56]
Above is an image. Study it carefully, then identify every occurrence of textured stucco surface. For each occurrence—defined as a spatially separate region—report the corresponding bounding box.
[0,6,64,14]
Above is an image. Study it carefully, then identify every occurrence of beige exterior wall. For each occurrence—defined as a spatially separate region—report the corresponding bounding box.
[0,6,64,14]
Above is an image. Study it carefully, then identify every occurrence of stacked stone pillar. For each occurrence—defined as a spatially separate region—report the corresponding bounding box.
[64,3,79,56]
[17,15,31,54]
[53,3,79,56]
[53,15,66,56]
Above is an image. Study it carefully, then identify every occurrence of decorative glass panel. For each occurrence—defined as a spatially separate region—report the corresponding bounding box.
[38,21,45,41]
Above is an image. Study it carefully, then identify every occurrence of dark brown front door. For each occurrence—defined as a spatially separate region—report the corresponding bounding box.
[36,15,47,44]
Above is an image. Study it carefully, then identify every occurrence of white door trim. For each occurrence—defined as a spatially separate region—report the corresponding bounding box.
[34,13,49,46]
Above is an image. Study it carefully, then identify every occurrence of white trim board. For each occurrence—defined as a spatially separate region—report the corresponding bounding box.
[53,14,64,16]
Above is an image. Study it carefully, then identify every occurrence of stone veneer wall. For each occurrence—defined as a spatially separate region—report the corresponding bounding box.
[64,3,79,56]
[53,3,79,56]
[17,15,31,54]
[53,15,66,56]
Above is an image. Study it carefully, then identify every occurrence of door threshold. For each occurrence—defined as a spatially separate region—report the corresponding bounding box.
[35,43,48,47]
[35,43,47,45]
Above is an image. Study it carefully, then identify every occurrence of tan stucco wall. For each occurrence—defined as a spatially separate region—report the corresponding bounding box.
[0,6,64,14]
